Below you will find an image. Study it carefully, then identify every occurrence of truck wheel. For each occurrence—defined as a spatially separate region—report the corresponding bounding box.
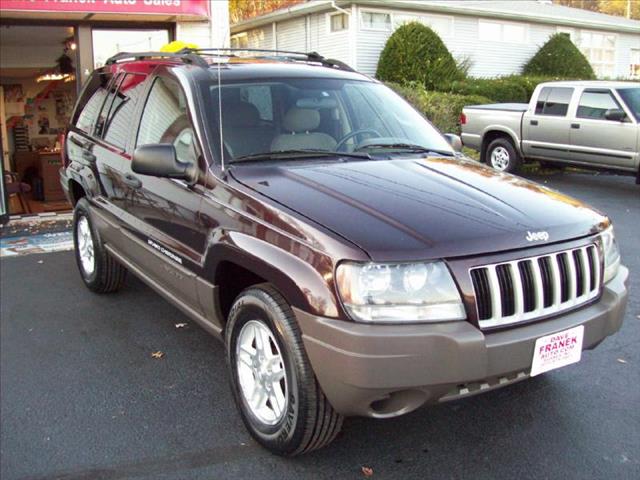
[486,138,521,173]
[226,284,343,456]
[73,197,127,293]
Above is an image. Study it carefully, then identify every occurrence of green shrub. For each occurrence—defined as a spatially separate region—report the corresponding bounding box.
[440,74,581,103]
[376,22,464,89]
[388,82,490,134]
[523,33,595,79]
[444,77,529,103]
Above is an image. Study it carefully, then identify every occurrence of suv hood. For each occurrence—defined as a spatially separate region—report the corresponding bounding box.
[231,157,606,261]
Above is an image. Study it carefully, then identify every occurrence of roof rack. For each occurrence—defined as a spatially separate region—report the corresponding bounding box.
[105,50,209,68]
[190,48,355,72]
[105,48,355,72]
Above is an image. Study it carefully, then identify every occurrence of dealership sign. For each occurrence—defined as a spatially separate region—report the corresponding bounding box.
[0,0,210,17]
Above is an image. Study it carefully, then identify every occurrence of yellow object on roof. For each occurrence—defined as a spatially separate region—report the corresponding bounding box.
[160,41,199,53]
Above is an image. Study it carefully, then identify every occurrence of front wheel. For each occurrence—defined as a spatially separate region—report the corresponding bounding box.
[226,284,343,456]
[486,138,521,173]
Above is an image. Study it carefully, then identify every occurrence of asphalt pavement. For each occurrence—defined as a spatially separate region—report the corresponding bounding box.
[1,171,639,480]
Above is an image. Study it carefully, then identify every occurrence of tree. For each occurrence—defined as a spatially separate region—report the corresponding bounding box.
[229,0,304,24]
[523,33,595,79]
[553,0,639,20]
[376,22,464,89]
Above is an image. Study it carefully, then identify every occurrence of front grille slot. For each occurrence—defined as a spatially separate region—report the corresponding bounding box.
[470,244,601,329]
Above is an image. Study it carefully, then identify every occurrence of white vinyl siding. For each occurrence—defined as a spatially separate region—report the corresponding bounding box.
[232,4,640,79]
[231,25,274,49]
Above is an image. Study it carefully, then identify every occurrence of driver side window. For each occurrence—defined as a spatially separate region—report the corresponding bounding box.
[137,76,199,166]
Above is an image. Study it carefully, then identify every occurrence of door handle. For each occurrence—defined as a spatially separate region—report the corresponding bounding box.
[123,173,142,189]
[81,150,96,162]
[530,120,538,126]
[571,123,580,129]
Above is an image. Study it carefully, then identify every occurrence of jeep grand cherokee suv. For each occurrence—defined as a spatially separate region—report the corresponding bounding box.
[60,49,628,456]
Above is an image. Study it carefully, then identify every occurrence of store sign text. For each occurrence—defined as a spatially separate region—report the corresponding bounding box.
[0,0,210,17]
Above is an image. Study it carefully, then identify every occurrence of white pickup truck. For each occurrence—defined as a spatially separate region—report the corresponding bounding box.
[460,81,639,182]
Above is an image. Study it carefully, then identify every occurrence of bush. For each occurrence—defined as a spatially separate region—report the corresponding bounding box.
[444,77,529,103]
[440,74,582,103]
[523,33,595,79]
[376,22,464,89]
[388,82,491,134]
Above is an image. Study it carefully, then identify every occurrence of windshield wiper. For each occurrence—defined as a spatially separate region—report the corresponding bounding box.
[358,143,455,157]
[229,149,370,164]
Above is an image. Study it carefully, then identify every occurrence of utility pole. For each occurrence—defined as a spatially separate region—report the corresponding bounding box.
[627,0,632,19]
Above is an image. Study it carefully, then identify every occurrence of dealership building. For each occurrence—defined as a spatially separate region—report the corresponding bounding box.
[0,0,229,216]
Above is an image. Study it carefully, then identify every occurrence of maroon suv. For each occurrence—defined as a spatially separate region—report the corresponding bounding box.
[60,50,628,456]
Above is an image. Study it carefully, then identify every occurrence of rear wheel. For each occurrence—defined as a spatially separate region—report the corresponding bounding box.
[226,284,343,456]
[486,137,521,173]
[73,198,127,293]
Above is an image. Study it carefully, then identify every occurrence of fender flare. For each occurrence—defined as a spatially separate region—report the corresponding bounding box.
[481,126,523,158]
[205,231,341,319]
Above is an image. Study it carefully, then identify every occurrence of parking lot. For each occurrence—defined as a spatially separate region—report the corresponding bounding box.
[1,171,639,480]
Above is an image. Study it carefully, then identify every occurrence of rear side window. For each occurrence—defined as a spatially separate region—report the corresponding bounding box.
[101,73,147,150]
[74,72,112,134]
[535,87,573,116]
[577,90,620,120]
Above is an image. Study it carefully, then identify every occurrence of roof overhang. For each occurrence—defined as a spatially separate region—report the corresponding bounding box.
[231,0,640,35]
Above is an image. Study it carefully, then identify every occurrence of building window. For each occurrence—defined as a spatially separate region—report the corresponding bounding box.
[478,20,527,43]
[393,13,453,37]
[329,12,348,32]
[92,29,169,69]
[230,33,249,49]
[577,31,616,78]
[629,48,639,78]
[361,11,391,31]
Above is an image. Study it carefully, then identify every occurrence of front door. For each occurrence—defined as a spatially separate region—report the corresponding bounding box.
[118,74,208,313]
[569,88,638,172]
[522,86,575,162]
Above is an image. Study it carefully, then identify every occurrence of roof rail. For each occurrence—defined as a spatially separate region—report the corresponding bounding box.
[105,50,208,68]
[188,48,356,72]
[104,48,355,72]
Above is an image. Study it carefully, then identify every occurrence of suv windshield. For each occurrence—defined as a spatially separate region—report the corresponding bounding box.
[617,87,640,122]
[202,78,453,163]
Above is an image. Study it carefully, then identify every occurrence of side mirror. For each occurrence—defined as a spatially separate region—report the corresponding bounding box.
[444,133,463,152]
[132,144,196,182]
[604,108,626,122]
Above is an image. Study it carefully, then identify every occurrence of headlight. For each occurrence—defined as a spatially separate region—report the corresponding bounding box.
[600,225,621,284]
[336,261,466,323]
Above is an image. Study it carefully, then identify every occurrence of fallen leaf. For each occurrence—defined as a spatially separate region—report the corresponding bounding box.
[175,323,188,329]
[362,466,374,477]
[151,351,164,359]
[617,358,627,364]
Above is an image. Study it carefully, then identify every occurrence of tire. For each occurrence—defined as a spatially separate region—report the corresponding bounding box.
[225,284,343,456]
[486,137,521,173]
[73,197,127,293]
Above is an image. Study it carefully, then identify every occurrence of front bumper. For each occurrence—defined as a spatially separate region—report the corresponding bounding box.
[296,266,629,418]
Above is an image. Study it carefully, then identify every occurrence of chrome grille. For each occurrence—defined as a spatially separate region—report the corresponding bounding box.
[470,245,601,329]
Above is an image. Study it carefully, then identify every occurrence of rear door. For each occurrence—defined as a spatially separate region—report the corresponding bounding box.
[522,86,575,162]
[568,88,638,171]
[89,71,148,247]
[117,73,208,313]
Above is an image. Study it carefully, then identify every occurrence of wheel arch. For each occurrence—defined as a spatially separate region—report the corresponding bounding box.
[481,128,521,163]
[207,233,341,326]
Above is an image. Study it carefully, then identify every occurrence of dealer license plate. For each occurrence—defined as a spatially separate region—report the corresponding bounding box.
[530,325,584,377]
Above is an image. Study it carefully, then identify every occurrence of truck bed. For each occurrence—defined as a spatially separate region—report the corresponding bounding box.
[465,103,528,112]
